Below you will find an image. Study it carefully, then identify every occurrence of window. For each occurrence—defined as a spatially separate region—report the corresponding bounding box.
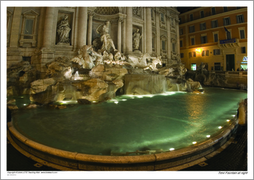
[200,23,206,31]
[190,14,193,21]
[180,40,183,47]
[202,50,205,56]
[213,49,220,55]
[237,15,244,23]
[224,17,231,26]
[224,7,228,12]
[214,33,218,42]
[211,20,218,28]
[241,47,246,53]
[211,7,216,15]
[201,35,207,44]
[189,25,195,33]
[200,11,204,18]
[191,37,195,45]
[193,52,196,57]
[19,9,39,47]
[214,62,221,71]
[240,29,245,39]
[180,53,184,58]
[179,18,181,23]
[206,50,209,56]
[180,28,183,35]
[191,63,196,71]
[189,52,192,58]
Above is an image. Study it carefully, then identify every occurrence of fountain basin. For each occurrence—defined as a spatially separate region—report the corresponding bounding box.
[8,88,247,170]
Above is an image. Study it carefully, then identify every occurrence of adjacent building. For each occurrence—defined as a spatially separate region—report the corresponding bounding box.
[6,7,180,77]
[179,7,247,71]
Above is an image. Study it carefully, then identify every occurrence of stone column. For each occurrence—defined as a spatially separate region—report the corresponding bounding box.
[43,7,55,48]
[87,12,93,45]
[117,17,122,52]
[155,10,160,57]
[167,15,171,63]
[9,7,22,48]
[122,18,126,54]
[176,19,180,55]
[126,7,132,54]
[146,7,152,55]
[78,7,87,48]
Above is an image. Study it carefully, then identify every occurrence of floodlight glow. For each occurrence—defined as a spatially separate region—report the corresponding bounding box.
[114,101,119,104]
[226,120,230,122]
[206,135,210,138]
[218,126,222,129]
[169,148,175,151]
[122,99,127,101]
[137,95,143,98]
[192,141,197,144]
[232,115,235,117]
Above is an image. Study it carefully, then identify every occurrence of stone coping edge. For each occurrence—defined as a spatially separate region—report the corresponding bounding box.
[8,118,238,166]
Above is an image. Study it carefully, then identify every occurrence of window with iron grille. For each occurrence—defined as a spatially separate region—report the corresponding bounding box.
[202,50,205,56]
[241,47,246,53]
[180,28,183,35]
[206,50,209,56]
[190,14,193,21]
[200,23,206,31]
[189,25,195,33]
[214,33,218,42]
[213,49,220,55]
[224,7,228,12]
[180,40,183,47]
[193,52,196,57]
[180,53,184,58]
[189,52,192,58]
[211,7,216,15]
[237,15,244,23]
[240,29,245,39]
[224,17,231,26]
[200,11,204,18]
[211,20,218,28]
[201,35,207,44]
[191,38,195,45]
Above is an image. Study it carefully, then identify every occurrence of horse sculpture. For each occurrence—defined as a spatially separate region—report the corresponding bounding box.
[127,53,151,69]
[144,56,162,71]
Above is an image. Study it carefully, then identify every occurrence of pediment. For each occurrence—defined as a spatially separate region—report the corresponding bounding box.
[22,9,39,16]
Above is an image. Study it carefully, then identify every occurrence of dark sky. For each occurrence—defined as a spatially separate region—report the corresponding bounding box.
[177,7,199,14]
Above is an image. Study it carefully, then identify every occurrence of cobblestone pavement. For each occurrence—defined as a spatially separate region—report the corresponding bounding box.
[6,125,247,171]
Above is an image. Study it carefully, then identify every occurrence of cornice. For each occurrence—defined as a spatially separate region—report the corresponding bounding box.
[179,8,247,26]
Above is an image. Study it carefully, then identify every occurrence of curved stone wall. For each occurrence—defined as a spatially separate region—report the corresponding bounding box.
[7,118,238,171]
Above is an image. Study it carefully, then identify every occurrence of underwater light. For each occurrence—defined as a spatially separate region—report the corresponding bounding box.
[232,115,235,117]
[137,95,143,98]
[122,99,127,101]
[218,126,222,129]
[114,101,119,104]
[169,148,175,151]
[192,141,197,144]
[226,120,230,122]
[206,135,210,138]
[23,104,27,106]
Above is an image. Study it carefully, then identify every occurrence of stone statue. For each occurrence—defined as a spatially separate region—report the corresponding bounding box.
[133,29,142,50]
[144,56,162,71]
[57,15,71,44]
[71,45,98,69]
[96,21,117,53]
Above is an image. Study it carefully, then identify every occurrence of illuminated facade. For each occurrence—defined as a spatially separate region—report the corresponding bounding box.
[179,7,247,71]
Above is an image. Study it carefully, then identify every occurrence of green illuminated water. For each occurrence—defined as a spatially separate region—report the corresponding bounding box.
[12,87,247,155]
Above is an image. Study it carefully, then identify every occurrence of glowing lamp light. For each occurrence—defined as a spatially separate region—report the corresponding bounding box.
[206,135,210,138]
[232,115,235,117]
[169,148,175,151]
[218,126,222,129]
[114,101,119,104]
[227,120,230,122]
[195,48,202,53]
[122,99,127,101]
[192,141,197,144]
[23,104,27,106]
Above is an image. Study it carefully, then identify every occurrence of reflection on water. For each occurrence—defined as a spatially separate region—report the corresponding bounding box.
[12,88,247,155]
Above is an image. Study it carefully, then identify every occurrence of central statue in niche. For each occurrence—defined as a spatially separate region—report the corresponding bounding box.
[96,21,117,53]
